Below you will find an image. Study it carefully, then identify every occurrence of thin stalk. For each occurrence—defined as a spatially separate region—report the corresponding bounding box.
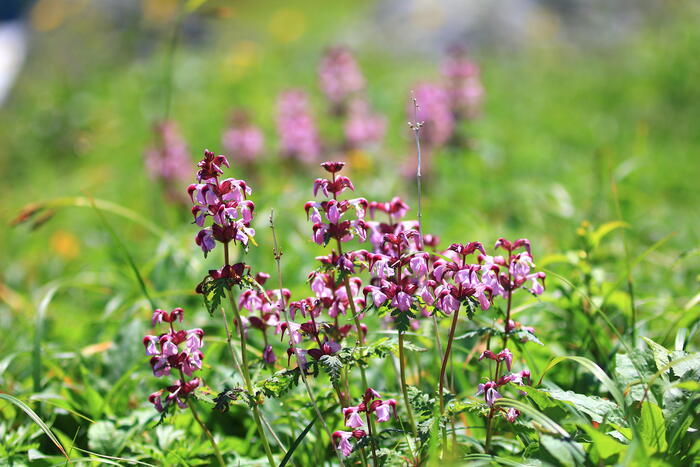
[365,411,380,467]
[221,242,279,465]
[438,307,460,450]
[221,298,288,455]
[336,239,369,391]
[484,360,501,454]
[612,180,637,343]
[269,211,348,467]
[226,291,276,466]
[485,273,512,453]
[187,399,225,466]
[168,320,224,466]
[410,93,425,246]
[398,331,418,438]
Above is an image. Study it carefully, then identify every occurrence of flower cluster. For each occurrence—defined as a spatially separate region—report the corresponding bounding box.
[144,121,192,201]
[221,110,265,163]
[187,150,256,256]
[409,82,454,149]
[343,98,386,149]
[318,46,365,108]
[237,272,289,364]
[442,47,484,120]
[305,161,369,246]
[479,238,546,298]
[333,388,397,456]
[276,89,321,163]
[143,308,204,412]
[472,238,545,423]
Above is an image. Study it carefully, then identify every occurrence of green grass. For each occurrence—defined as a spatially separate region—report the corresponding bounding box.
[1,0,699,465]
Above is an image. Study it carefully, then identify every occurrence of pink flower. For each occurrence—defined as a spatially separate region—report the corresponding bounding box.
[477,381,502,407]
[441,48,484,119]
[374,399,397,422]
[344,98,386,148]
[263,345,276,364]
[318,46,365,104]
[221,111,264,162]
[505,408,520,423]
[410,82,454,147]
[144,121,191,184]
[332,431,356,457]
[343,407,365,429]
[276,90,321,163]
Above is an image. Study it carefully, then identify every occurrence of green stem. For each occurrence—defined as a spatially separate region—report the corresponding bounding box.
[365,411,380,467]
[227,290,276,466]
[438,306,460,451]
[269,211,347,466]
[398,331,418,439]
[187,399,225,467]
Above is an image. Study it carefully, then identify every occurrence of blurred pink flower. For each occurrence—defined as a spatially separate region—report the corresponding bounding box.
[276,90,321,162]
[221,111,264,163]
[318,46,365,105]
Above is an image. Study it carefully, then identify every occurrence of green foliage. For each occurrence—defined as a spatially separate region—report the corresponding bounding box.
[258,368,301,399]
[318,354,343,385]
[197,276,231,316]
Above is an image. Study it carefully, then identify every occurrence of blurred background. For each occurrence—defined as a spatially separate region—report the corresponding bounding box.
[0,0,699,426]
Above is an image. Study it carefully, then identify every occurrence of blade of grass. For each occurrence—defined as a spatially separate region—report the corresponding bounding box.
[90,197,156,310]
[0,393,70,460]
[34,284,59,392]
[279,413,319,467]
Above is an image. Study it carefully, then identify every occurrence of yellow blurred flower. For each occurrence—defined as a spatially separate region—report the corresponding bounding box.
[142,0,179,25]
[50,230,80,260]
[30,0,88,32]
[224,40,261,79]
[268,9,306,44]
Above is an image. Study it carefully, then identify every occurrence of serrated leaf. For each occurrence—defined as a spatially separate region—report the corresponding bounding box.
[510,328,544,346]
[319,355,343,385]
[455,327,499,341]
[258,368,300,398]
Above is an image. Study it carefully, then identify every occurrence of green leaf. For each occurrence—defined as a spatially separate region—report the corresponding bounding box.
[258,368,300,398]
[155,425,184,451]
[639,402,667,453]
[0,394,69,460]
[198,276,230,316]
[319,354,343,385]
[279,414,317,467]
[579,424,627,462]
[518,386,562,411]
[540,434,586,467]
[88,421,127,455]
[643,337,671,373]
[540,356,626,408]
[455,326,499,341]
[590,221,628,248]
[547,387,625,425]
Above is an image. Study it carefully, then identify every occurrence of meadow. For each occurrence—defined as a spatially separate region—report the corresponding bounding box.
[0,1,699,465]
